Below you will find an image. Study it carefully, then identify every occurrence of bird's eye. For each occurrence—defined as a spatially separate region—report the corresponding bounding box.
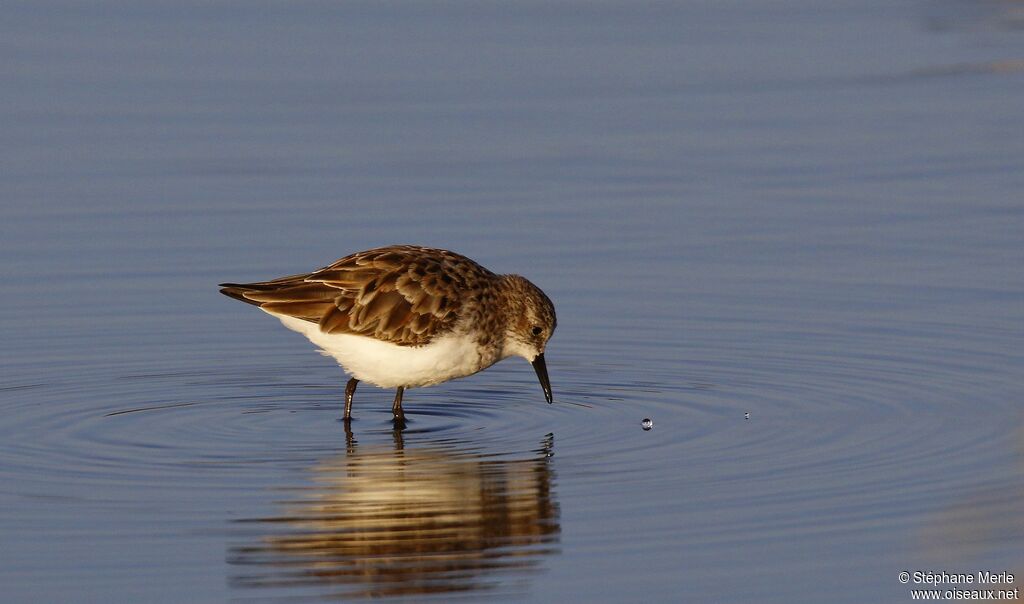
[532,326,543,336]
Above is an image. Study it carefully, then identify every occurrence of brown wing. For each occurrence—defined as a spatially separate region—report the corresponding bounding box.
[219,245,494,346]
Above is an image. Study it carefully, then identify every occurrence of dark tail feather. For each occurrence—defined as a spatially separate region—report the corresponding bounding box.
[219,283,265,306]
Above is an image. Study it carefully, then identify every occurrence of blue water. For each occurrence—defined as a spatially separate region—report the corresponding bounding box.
[2,1,1023,602]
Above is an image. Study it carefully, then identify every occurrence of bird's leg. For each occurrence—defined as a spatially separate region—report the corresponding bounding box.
[343,378,358,421]
[391,386,406,424]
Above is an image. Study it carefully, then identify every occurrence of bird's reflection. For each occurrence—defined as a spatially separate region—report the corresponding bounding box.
[229,427,560,599]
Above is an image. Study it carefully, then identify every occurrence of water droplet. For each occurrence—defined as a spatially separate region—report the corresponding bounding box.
[641,418,653,431]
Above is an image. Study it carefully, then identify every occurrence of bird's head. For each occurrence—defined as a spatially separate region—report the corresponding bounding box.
[499,275,556,403]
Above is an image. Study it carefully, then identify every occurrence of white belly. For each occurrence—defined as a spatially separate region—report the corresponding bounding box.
[271,313,491,388]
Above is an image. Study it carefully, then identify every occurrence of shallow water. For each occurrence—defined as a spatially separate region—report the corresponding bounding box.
[2,1,1023,602]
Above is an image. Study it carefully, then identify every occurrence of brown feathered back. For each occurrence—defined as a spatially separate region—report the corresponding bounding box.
[219,245,497,346]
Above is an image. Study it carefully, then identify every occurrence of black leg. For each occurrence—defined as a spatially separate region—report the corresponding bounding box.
[344,378,358,420]
[391,386,406,423]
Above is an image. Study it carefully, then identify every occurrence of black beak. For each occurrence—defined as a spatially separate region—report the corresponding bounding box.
[532,353,553,404]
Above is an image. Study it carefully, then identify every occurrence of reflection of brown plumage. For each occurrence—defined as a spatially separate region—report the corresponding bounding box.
[230,432,560,599]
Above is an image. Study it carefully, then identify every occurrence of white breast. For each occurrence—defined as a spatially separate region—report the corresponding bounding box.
[270,313,492,388]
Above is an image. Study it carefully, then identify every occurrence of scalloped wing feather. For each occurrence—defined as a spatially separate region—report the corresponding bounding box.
[222,246,494,346]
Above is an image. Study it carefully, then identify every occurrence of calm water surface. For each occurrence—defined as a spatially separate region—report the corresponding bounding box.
[2,1,1023,602]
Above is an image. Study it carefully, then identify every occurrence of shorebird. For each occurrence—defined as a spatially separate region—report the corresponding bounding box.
[220,245,556,423]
